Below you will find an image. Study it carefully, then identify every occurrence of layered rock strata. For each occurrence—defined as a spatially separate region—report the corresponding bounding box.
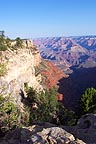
[0,40,43,106]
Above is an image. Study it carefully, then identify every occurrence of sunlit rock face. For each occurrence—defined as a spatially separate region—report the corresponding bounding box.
[0,40,43,105]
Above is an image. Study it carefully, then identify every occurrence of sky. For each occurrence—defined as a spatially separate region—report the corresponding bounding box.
[0,0,96,39]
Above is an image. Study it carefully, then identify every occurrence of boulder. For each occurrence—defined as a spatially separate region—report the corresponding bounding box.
[68,114,96,144]
[1,124,85,144]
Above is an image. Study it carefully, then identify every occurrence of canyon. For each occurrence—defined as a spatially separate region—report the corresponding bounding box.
[33,36,96,110]
[33,36,96,72]
[1,36,96,111]
[0,38,85,144]
[1,36,96,144]
[0,39,65,107]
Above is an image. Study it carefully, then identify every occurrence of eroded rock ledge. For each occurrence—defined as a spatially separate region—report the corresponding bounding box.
[1,123,85,144]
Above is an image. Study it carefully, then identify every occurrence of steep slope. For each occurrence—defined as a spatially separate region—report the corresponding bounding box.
[0,39,67,106]
[58,66,96,110]
[0,40,43,106]
[34,36,96,110]
[35,60,67,89]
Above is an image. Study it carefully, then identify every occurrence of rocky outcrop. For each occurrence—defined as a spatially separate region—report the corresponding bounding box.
[11,39,34,48]
[0,41,43,106]
[2,114,96,144]
[64,113,96,144]
[22,39,34,48]
[2,113,96,144]
[0,39,67,105]
[1,123,85,144]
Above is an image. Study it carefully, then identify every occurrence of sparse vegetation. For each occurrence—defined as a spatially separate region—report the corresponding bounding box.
[0,45,7,51]
[0,95,19,133]
[0,64,7,77]
[57,103,77,126]
[0,32,91,139]
[0,36,5,44]
[79,87,96,115]
[0,36,7,51]
[0,30,5,37]
[24,86,58,123]
[5,37,11,47]
[23,85,77,125]
[0,32,23,51]
[15,37,23,47]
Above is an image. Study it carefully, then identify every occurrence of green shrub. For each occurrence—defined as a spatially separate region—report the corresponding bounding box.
[24,82,29,93]
[0,36,5,45]
[0,95,19,132]
[0,45,7,51]
[15,37,23,47]
[57,103,77,126]
[0,35,8,51]
[20,106,30,127]
[24,85,78,125]
[24,86,58,123]
[0,64,7,77]
[5,38,11,47]
[26,87,37,103]
[79,87,96,115]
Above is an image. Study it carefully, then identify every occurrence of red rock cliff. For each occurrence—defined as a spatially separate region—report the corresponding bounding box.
[41,61,67,88]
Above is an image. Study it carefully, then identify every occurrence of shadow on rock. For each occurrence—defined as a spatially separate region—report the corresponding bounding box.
[58,67,96,111]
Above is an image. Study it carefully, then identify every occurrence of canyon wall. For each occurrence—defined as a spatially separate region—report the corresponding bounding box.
[0,40,43,106]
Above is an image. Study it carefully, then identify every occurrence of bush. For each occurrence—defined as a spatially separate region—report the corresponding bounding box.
[0,95,19,133]
[0,36,5,45]
[57,103,77,126]
[24,86,58,123]
[0,45,7,51]
[79,87,96,115]
[20,106,30,127]
[5,38,11,47]
[24,85,78,125]
[0,64,7,77]
[15,37,23,47]
[0,35,7,51]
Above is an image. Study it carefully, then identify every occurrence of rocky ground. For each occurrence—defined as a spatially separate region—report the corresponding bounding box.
[1,113,96,144]
[0,123,85,144]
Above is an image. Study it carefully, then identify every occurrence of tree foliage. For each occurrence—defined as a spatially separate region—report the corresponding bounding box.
[24,86,77,126]
[5,37,11,47]
[0,95,19,133]
[15,37,23,47]
[0,36,7,51]
[79,87,96,115]
[0,36,5,45]
[0,35,12,51]
[57,103,77,126]
[25,87,58,123]
[0,63,7,77]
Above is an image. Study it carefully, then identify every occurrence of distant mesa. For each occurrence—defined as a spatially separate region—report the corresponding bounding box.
[33,36,96,73]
